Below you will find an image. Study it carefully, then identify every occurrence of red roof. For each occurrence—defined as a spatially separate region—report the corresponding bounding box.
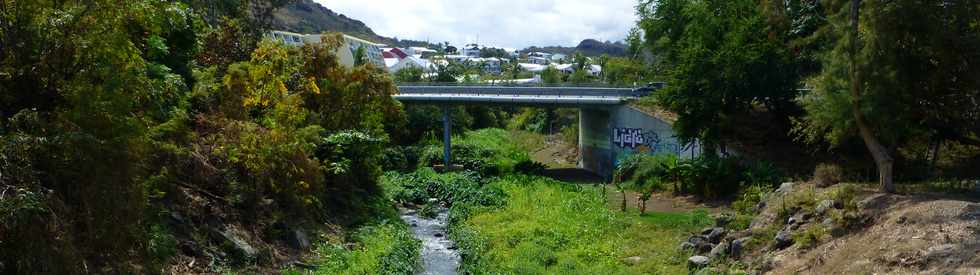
[387,48,409,59]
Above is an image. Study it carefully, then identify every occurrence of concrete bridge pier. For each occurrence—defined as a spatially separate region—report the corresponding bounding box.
[579,108,614,179]
[442,105,452,167]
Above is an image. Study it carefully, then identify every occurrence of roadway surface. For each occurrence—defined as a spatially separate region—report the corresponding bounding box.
[394,84,657,107]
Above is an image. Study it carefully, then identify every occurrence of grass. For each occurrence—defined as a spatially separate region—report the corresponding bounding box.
[451,176,713,275]
[285,220,420,275]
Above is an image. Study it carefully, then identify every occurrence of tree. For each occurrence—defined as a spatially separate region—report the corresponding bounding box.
[541,66,562,85]
[794,0,980,192]
[393,66,425,83]
[638,0,802,153]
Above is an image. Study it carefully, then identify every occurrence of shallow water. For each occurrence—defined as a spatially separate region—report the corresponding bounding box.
[399,207,460,275]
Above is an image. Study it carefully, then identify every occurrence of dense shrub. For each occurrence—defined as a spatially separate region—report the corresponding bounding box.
[614,154,783,199]
[293,221,420,275]
[813,163,843,187]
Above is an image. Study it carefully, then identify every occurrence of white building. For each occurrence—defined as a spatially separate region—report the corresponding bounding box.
[389,56,435,73]
[461,44,481,57]
[267,31,387,70]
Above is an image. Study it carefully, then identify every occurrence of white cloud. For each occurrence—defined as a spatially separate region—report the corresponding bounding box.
[313,0,638,49]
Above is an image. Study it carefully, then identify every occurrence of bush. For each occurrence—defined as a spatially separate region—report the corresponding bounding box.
[299,221,421,275]
[813,163,843,187]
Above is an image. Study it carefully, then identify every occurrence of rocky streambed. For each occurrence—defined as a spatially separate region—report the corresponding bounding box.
[399,207,460,275]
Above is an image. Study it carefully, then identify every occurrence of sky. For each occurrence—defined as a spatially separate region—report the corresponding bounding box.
[314,0,638,50]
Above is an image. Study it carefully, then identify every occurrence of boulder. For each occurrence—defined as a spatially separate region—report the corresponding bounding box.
[731,237,752,258]
[218,229,258,260]
[680,242,696,251]
[776,182,795,194]
[815,200,835,215]
[773,229,794,250]
[705,227,727,244]
[697,242,716,254]
[709,241,729,259]
[688,235,708,246]
[288,229,311,250]
[688,255,710,270]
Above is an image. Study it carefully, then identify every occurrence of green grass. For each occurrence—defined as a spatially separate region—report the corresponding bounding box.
[452,176,712,275]
[455,128,533,172]
[286,220,420,275]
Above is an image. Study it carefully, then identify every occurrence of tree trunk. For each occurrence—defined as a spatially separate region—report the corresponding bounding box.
[848,0,896,193]
[621,191,627,212]
[640,198,647,214]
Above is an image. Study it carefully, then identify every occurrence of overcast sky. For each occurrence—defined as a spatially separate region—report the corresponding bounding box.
[314,0,638,49]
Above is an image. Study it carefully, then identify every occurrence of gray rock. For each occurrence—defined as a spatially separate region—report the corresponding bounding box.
[705,227,727,243]
[688,255,710,269]
[822,217,836,227]
[773,229,794,250]
[731,237,752,258]
[697,242,716,254]
[680,242,696,251]
[219,229,258,259]
[776,182,795,194]
[688,235,708,246]
[289,229,311,250]
[709,241,729,259]
[815,200,835,215]
[925,244,955,262]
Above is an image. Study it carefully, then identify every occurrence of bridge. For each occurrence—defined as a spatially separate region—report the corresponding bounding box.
[393,83,698,178]
[394,84,655,107]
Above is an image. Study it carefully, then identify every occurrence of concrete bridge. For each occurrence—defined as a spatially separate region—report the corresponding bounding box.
[394,83,700,178]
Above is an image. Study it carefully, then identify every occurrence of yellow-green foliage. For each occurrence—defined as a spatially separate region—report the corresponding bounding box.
[453,176,712,274]
[286,221,420,275]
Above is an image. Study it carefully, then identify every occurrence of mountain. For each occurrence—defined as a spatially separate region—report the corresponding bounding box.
[521,39,628,57]
[270,0,432,48]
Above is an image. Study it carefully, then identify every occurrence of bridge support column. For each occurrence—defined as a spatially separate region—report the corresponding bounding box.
[442,106,452,168]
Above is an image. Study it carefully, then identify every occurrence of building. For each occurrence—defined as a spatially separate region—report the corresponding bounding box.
[550,53,568,63]
[461,44,481,57]
[267,31,387,69]
[389,56,435,73]
[528,56,550,65]
[406,47,437,57]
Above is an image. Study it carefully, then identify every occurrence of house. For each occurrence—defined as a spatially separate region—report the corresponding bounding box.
[550,54,568,63]
[382,48,409,59]
[389,56,435,73]
[461,44,481,57]
[528,56,550,65]
[267,31,387,69]
[471,57,502,74]
[406,47,437,57]
[519,63,547,73]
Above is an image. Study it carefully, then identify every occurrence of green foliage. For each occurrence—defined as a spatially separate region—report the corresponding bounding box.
[638,0,803,150]
[616,154,782,199]
[541,66,562,85]
[792,0,980,186]
[392,66,425,82]
[297,221,421,275]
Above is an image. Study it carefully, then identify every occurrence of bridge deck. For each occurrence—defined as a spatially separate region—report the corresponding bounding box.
[394,85,654,106]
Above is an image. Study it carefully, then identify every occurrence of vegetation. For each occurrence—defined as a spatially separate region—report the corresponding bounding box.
[0,0,409,272]
[286,221,420,275]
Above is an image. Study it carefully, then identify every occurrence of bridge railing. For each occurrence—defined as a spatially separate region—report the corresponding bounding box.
[395,82,664,98]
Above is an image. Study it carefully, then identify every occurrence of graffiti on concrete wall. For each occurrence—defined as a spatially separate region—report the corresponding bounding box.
[612,128,684,155]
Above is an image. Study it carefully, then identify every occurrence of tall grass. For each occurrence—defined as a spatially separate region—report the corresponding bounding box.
[286,220,420,275]
[451,176,712,274]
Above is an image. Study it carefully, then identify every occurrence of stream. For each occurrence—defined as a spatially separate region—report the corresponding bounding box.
[399,207,460,275]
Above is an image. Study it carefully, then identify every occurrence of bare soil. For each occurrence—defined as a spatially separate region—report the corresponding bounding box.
[760,187,980,274]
